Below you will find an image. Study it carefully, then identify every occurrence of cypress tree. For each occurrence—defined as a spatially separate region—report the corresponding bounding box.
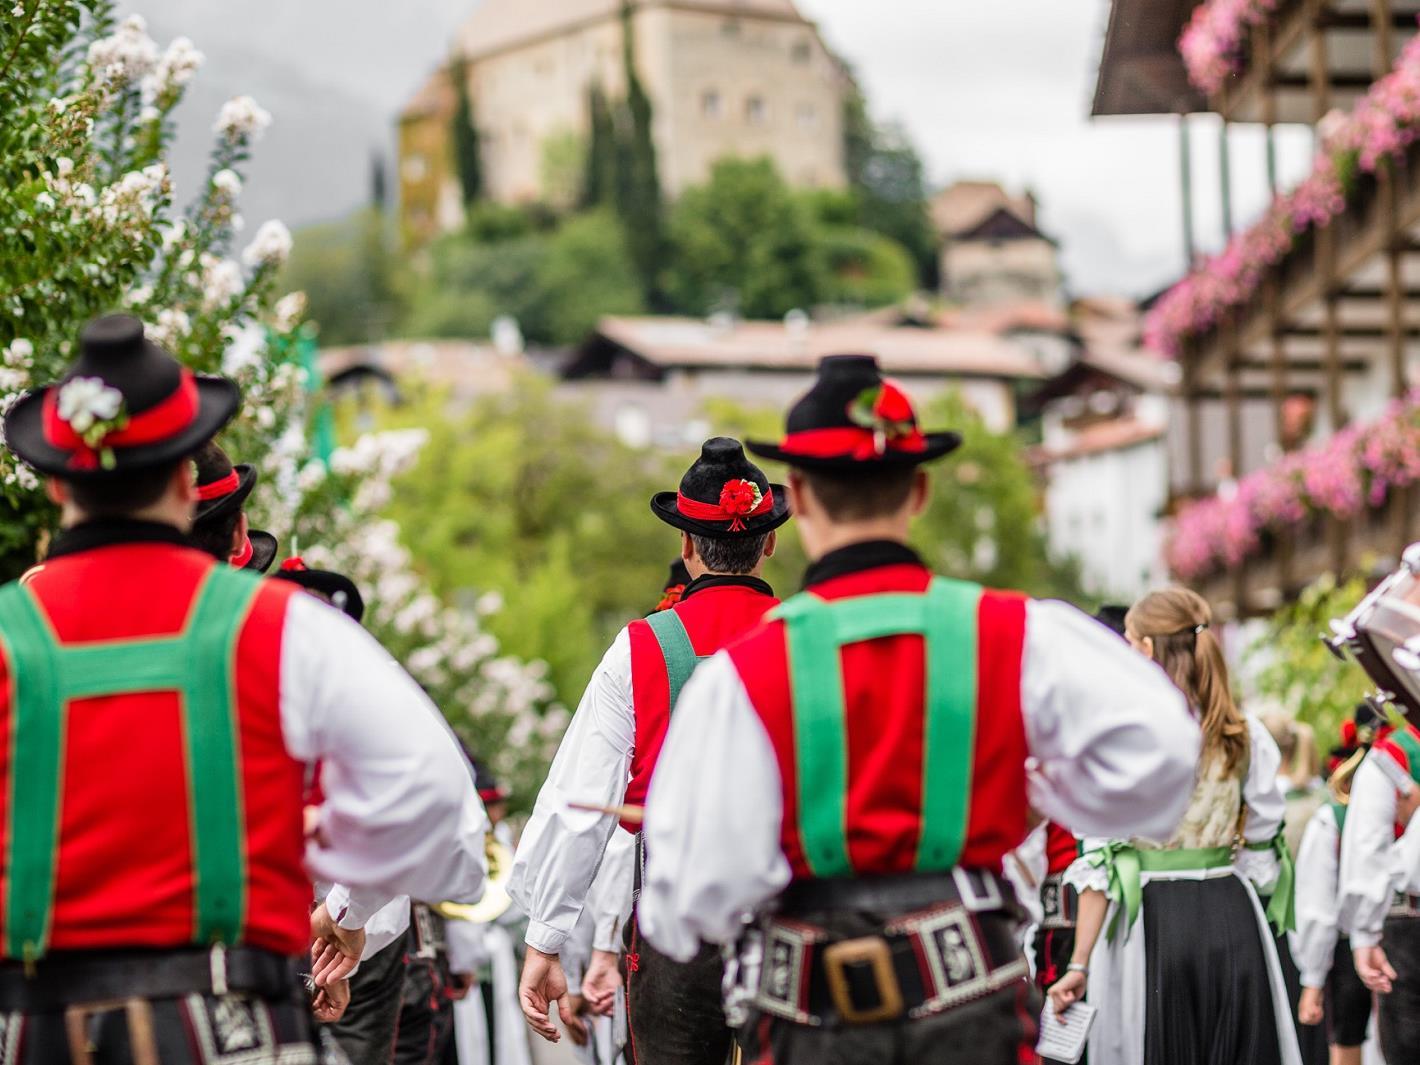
[582,83,617,209]
[617,0,667,303]
[450,54,483,210]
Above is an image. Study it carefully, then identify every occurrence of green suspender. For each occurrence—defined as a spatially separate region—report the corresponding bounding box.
[1329,799,1348,837]
[1389,728,1420,786]
[772,578,982,878]
[644,609,709,712]
[0,566,261,962]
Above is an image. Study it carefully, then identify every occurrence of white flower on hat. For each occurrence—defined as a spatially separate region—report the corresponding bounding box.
[57,376,124,437]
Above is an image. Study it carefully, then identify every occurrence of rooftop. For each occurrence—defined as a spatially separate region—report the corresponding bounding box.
[574,314,1049,379]
[1091,0,1205,116]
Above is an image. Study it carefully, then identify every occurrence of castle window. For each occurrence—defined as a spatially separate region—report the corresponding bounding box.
[795,102,817,130]
[746,95,767,125]
[702,89,722,119]
[791,39,812,64]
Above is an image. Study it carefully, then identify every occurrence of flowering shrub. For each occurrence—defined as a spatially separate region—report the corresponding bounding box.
[1147,26,1420,358]
[0,3,562,797]
[1179,0,1281,96]
[1167,393,1420,579]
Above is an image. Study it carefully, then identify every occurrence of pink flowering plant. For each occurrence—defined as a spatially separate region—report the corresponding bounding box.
[1166,394,1420,579]
[1148,27,1420,358]
[1179,0,1282,96]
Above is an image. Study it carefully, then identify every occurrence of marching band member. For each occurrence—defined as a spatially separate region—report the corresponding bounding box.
[189,439,278,572]
[512,437,790,1063]
[1052,588,1300,1065]
[0,315,486,1063]
[639,356,1200,1065]
[1338,715,1420,1062]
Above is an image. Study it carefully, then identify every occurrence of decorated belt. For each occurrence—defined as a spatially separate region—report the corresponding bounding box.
[410,901,447,958]
[753,902,1027,1028]
[1388,893,1420,918]
[1039,873,1077,930]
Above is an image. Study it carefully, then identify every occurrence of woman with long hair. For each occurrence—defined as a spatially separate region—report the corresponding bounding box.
[1048,587,1302,1065]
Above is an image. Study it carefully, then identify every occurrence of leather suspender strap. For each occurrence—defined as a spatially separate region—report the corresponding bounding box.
[0,568,261,960]
[644,608,704,713]
[774,578,982,879]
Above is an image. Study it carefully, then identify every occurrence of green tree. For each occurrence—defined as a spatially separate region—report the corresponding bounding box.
[383,378,681,704]
[537,210,646,342]
[666,157,826,318]
[540,130,585,213]
[281,207,402,346]
[449,53,482,210]
[582,84,618,210]
[1245,574,1372,745]
[616,1,668,301]
[840,71,939,288]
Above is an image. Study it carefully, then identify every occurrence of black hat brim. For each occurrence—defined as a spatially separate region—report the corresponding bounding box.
[5,375,240,480]
[245,530,278,575]
[273,567,365,623]
[195,463,258,525]
[649,483,792,538]
[746,431,963,471]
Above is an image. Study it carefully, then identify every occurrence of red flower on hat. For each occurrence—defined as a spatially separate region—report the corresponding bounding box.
[281,557,308,572]
[847,380,921,456]
[719,478,762,517]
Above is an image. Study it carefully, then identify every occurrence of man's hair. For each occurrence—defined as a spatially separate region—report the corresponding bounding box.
[798,466,917,522]
[689,532,770,575]
[67,462,181,518]
[189,509,242,562]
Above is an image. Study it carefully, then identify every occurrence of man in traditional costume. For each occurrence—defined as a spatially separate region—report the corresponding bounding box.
[512,438,791,1063]
[1338,714,1420,1061]
[190,439,278,572]
[636,355,1201,1065]
[0,315,487,1063]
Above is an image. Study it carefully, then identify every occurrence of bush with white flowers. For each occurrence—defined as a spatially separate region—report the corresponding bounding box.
[0,2,562,797]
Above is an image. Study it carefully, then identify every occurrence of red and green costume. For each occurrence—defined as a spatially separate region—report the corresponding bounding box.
[0,540,309,963]
[727,557,1028,880]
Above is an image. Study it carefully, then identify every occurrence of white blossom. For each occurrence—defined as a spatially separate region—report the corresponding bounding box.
[297,461,326,492]
[213,95,271,142]
[33,191,54,211]
[220,322,265,376]
[140,35,203,105]
[146,308,190,348]
[240,219,292,269]
[4,339,34,367]
[57,377,123,434]
[201,258,243,311]
[271,291,306,332]
[87,16,159,86]
[475,590,504,616]
[211,168,242,198]
[55,158,73,178]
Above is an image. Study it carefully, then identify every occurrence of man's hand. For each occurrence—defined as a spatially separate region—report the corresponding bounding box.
[312,977,351,1023]
[310,903,366,988]
[518,947,577,1043]
[1297,985,1324,1026]
[447,972,476,1002]
[1355,945,1398,994]
[581,948,622,1017]
[564,994,591,1047]
[1047,970,1087,1018]
[1398,785,1420,830]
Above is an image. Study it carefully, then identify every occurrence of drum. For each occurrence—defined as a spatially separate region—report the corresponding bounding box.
[1327,543,1420,721]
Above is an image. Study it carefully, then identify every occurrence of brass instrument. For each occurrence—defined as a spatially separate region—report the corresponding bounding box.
[433,836,513,923]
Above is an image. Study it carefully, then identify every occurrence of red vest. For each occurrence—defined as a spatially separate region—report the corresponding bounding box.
[1044,822,1077,876]
[623,581,779,827]
[0,541,309,958]
[727,561,1029,880]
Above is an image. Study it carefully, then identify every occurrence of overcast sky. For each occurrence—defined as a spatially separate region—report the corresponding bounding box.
[118,0,1319,298]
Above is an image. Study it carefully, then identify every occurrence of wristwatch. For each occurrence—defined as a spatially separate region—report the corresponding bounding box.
[1066,962,1089,975]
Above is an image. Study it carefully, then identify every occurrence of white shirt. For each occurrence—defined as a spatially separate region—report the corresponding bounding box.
[639,599,1202,962]
[281,593,489,928]
[508,628,638,954]
[1294,803,1342,989]
[587,827,636,953]
[1338,756,1405,948]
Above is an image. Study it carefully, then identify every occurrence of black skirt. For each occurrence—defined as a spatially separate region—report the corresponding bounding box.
[1141,876,1285,1065]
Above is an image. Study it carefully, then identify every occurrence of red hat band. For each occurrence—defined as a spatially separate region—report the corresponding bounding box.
[196,469,241,501]
[42,369,200,471]
[779,379,926,461]
[676,479,774,532]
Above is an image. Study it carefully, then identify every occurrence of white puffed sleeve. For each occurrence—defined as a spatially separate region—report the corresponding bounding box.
[1339,757,1401,948]
[1293,804,1341,989]
[1236,716,1286,892]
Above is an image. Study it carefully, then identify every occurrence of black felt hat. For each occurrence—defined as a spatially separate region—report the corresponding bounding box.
[272,556,365,622]
[191,441,258,525]
[747,355,960,471]
[472,757,510,804]
[244,530,278,575]
[5,314,239,479]
[1094,604,1130,638]
[650,437,791,539]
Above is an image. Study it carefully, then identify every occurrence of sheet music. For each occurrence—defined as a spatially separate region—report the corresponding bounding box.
[1036,1002,1096,1064]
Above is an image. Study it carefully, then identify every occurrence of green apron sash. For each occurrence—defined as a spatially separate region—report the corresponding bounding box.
[1086,843,1233,942]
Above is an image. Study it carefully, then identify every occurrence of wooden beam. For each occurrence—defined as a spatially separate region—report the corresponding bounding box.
[1180,116,1196,271]
[1234,356,1371,373]
[1336,286,1420,300]
[1220,122,1234,240]
[1191,387,1320,400]
[1371,0,1396,74]
[1317,8,1420,29]
[1277,323,1420,338]
[1310,0,1333,119]
[1272,72,1380,91]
